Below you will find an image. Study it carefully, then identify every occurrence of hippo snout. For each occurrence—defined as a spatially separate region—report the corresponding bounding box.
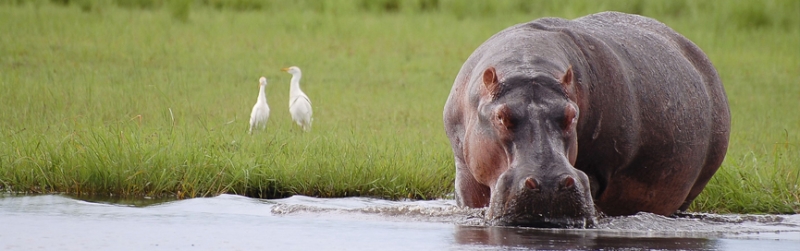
[487,168,596,228]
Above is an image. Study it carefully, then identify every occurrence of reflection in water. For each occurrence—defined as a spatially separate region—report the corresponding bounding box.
[455,225,718,250]
[1,194,798,251]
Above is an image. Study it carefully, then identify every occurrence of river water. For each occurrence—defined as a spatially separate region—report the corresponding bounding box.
[1,194,798,250]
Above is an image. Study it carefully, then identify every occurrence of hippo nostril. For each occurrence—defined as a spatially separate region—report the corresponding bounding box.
[525,177,539,190]
[560,176,575,190]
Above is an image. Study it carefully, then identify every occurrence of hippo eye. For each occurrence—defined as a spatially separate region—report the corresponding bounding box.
[561,104,578,131]
[495,106,514,129]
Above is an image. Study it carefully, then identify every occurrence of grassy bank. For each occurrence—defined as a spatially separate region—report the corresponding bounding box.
[1,0,798,213]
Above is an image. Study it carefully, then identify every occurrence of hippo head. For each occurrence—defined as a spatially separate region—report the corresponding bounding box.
[471,66,595,227]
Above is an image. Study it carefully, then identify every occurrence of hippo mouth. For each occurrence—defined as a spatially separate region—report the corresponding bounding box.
[486,195,596,228]
[491,216,594,228]
[485,168,597,228]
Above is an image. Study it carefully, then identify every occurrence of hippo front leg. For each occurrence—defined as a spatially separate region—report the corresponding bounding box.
[455,158,491,208]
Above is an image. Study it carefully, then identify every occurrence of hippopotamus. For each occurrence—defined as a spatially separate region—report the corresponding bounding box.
[443,11,730,227]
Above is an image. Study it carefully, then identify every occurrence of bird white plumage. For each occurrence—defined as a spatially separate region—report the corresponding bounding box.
[249,77,270,134]
[281,66,313,132]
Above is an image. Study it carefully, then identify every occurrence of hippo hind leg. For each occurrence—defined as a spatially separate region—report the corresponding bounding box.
[678,133,729,211]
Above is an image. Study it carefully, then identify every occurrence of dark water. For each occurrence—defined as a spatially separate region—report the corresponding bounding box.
[1,194,798,251]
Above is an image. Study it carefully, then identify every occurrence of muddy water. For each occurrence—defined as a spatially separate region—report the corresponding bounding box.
[1,194,798,250]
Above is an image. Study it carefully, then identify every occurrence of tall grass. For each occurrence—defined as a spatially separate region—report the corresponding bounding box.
[1,0,798,213]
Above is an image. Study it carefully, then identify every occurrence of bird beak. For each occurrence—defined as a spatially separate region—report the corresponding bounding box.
[281,68,289,72]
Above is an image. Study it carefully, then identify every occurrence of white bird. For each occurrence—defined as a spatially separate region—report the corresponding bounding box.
[281,66,313,132]
[248,77,270,134]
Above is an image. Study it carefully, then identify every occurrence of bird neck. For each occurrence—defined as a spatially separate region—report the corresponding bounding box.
[290,73,303,97]
[258,85,267,103]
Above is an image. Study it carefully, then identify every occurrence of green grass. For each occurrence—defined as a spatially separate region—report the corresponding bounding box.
[1,0,798,213]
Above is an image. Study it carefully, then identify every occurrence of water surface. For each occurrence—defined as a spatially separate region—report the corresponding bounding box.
[1,194,798,250]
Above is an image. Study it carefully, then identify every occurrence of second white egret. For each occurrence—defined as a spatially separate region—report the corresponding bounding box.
[281,66,313,132]
[248,77,270,134]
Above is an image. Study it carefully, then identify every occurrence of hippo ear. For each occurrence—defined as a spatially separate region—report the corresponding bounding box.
[482,67,500,97]
[560,66,577,101]
[560,66,573,87]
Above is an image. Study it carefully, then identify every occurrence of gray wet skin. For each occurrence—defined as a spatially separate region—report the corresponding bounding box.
[443,11,730,227]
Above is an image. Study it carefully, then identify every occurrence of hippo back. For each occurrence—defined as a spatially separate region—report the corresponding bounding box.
[540,12,730,215]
